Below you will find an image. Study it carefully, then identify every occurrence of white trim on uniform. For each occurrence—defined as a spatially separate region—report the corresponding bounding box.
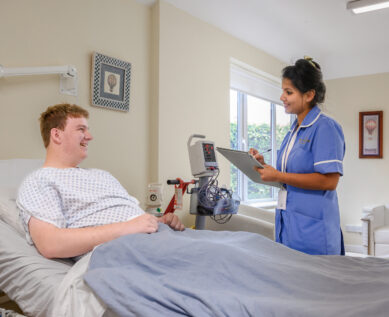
[300,111,322,128]
[314,159,343,166]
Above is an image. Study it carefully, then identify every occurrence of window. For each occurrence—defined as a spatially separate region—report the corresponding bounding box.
[229,60,293,203]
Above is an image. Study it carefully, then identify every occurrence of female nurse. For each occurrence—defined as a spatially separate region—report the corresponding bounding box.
[250,57,345,255]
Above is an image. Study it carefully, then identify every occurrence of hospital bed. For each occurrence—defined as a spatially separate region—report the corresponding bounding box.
[1,159,389,317]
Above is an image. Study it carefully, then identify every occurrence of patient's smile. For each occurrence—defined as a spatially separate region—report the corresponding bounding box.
[60,117,93,166]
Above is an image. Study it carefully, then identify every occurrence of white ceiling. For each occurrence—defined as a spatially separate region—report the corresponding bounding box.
[138,0,389,79]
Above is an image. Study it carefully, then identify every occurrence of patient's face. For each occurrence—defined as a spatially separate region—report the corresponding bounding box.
[61,116,93,164]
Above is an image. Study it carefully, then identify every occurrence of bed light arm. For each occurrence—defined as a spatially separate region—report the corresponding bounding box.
[0,65,76,77]
[0,64,78,96]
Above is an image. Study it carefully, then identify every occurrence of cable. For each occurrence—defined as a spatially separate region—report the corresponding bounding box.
[196,168,239,223]
[211,213,233,224]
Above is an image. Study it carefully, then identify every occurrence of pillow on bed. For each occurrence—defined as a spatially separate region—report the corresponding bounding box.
[0,186,25,236]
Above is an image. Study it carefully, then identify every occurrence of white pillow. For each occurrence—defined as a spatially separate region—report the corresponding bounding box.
[0,186,25,236]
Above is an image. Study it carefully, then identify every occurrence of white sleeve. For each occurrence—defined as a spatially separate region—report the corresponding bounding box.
[17,173,67,237]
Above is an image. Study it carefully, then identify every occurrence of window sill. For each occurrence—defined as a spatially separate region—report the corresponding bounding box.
[238,202,275,224]
[244,200,277,210]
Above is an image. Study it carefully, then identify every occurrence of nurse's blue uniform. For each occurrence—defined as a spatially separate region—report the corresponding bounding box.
[275,105,345,255]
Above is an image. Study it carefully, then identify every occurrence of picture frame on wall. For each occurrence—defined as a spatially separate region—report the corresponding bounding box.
[91,52,131,112]
[359,111,383,158]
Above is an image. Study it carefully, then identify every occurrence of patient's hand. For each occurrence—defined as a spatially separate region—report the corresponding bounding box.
[128,213,159,234]
[158,213,185,231]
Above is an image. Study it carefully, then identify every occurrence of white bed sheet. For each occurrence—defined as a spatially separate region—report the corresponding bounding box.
[50,251,106,317]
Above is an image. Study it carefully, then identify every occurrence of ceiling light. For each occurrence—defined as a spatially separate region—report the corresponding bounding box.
[347,0,389,14]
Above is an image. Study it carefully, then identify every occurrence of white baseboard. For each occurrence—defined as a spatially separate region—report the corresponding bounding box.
[345,224,362,233]
[345,244,365,254]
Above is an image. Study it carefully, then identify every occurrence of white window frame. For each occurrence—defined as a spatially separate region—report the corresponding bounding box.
[233,90,285,202]
[230,59,293,204]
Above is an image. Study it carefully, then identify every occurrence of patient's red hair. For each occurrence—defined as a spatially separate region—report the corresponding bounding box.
[39,103,89,148]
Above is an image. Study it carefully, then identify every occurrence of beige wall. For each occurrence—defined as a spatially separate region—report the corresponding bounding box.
[155,0,389,236]
[153,1,285,225]
[0,0,284,225]
[326,73,389,244]
[0,0,151,202]
[2,0,381,241]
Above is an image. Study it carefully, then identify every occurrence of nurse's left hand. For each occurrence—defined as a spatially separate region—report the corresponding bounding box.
[255,165,281,182]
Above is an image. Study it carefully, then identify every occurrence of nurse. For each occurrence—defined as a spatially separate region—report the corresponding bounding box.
[250,57,345,255]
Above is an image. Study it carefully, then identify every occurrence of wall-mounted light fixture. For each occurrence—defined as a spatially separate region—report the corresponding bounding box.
[0,64,78,96]
[347,0,389,14]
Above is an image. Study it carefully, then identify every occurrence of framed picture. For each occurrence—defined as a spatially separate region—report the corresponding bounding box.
[91,52,131,112]
[359,111,383,158]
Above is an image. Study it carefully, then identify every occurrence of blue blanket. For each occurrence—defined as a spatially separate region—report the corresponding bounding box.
[84,224,389,317]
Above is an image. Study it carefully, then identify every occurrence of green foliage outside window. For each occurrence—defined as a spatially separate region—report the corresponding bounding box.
[230,122,289,200]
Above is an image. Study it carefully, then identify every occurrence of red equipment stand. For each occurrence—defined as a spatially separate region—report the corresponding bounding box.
[164,178,195,214]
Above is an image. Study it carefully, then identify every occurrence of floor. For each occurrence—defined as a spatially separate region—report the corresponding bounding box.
[0,291,24,316]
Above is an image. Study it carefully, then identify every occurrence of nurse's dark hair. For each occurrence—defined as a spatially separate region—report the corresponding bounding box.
[282,57,326,107]
[39,103,89,148]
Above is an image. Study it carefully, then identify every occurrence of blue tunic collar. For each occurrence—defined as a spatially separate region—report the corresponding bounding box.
[290,105,321,130]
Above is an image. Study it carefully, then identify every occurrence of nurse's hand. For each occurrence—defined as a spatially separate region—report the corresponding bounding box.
[255,165,280,182]
[249,148,265,165]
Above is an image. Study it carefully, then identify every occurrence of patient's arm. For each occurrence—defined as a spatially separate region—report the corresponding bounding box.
[29,213,160,259]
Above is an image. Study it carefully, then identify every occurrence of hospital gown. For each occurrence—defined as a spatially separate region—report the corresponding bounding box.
[17,168,144,244]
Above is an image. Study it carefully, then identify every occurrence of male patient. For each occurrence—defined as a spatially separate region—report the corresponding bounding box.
[17,103,184,259]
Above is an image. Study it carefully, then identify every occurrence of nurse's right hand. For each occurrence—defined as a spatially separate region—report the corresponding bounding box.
[249,148,265,165]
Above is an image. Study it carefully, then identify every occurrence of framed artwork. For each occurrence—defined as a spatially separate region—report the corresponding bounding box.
[91,52,131,112]
[359,111,383,158]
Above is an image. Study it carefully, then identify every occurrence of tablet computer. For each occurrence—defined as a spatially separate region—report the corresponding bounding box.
[216,147,282,188]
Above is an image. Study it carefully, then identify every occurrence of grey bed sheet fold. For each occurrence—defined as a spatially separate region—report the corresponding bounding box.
[0,220,73,317]
[84,223,389,317]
